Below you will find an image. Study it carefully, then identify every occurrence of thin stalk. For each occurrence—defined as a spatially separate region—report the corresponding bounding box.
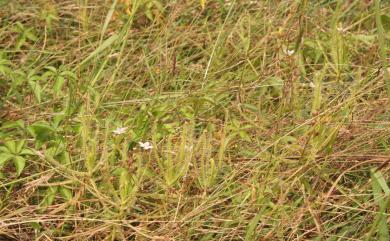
[375,0,390,100]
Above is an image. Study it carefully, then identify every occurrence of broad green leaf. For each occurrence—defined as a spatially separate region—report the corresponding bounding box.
[0,146,10,153]
[15,140,26,153]
[0,59,11,75]
[239,130,251,141]
[13,156,26,176]
[20,148,35,156]
[28,122,55,142]
[0,153,13,168]
[28,80,42,103]
[381,15,390,32]
[4,140,16,154]
[145,8,154,21]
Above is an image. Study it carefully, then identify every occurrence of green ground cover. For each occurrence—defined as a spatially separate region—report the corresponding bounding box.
[1,0,390,240]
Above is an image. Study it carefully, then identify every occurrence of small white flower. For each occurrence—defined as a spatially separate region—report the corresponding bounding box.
[139,141,153,150]
[184,145,193,151]
[309,82,315,88]
[336,23,346,33]
[286,49,295,56]
[113,127,128,135]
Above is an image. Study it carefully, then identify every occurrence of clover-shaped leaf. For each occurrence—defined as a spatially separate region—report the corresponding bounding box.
[0,140,35,177]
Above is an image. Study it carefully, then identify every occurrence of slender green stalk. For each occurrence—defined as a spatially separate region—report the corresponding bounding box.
[375,0,390,100]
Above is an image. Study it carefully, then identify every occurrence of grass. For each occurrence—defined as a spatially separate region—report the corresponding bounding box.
[1,0,390,240]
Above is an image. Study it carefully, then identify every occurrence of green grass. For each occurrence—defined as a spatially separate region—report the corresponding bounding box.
[1,0,390,240]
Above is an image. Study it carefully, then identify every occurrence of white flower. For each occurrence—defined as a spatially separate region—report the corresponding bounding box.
[184,145,193,151]
[113,127,128,135]
[285,49,295,56]
[139,141,153,150]
[336,23,346,33]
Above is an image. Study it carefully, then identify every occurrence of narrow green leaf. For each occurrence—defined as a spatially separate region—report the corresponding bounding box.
[59,186,72,201]
[350,34,376,45]
[100,0,118,42]
[44,66,57,73]
[25,30,38,42]
[40,186,58,209]
[53,76,65,96]
[119,169,131,202]
[372,170,390,195]
[29,222,42,231]
[375,0,390,100]
[0,120,25,130]
[79,34,118,67]
[245,211,263,241]
[312,67,326,115]
[368,169,390,241]
[60,151,71,165]
[60,70,77,79]
[241,103,258,112]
